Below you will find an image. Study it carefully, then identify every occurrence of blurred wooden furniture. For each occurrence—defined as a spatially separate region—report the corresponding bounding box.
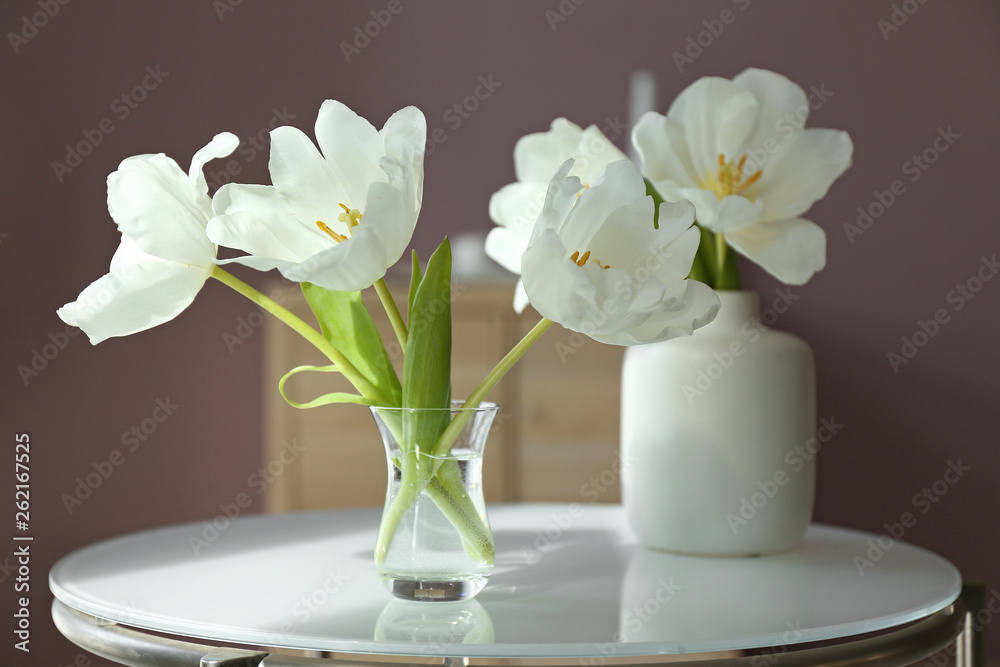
[261,279,625,512]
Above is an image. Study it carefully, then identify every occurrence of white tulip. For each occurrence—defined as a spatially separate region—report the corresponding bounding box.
[633,68,853,284]
[486,119,628,312]
[58,133,239,344]
[208,101,426,292]
[521,159,719,345]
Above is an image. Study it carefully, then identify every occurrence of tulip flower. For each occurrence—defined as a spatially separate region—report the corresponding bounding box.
[521,159,719,345]
[633,68,853,285]
[486,118,628,312]
[58,133,239,344]
[207,100,426,293]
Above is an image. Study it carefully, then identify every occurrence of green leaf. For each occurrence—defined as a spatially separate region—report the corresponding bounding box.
[402,238,452,455]
[301,283,402,407]
[278,365,377,409]
[644,178,665,230]
[407,250,422,325]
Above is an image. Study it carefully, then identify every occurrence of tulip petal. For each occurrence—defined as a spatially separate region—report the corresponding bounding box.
[593,279,719,345]
[731,68,809,156]
[107,154,216,266]
[485,226,528,275]
[512,278,530,315]
[648,214,703,286]
[57,238,209,345]
[667,77,759,180]
[531,161,585,243]
[633,111,697,188]
[314,100,386,207]
[210,183,327,262]
[357,180,415,273]
[758,129,854,220]
[486,182,546,275]
[522,228,598,329]
[189,132,240,195]
[283,223,389,291]
[727,217,826,285]
[570,125,629,185]
[513,118,586,182]
[489,181,547,229]
[381,105,428,167]
[268,125,347,229]
[561,160,646,252]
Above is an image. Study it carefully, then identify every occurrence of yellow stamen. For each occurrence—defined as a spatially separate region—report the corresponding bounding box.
[337,203,363,229]
[570,249,610,269]
[316,220,347,243]
[702,152,763,202]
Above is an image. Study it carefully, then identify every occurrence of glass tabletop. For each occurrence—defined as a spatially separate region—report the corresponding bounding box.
[49,504,961,659]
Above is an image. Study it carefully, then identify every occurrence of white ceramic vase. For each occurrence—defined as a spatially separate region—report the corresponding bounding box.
[620,291,816,556]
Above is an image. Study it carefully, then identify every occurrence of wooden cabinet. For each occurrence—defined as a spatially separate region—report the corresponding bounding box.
[262,280,624,513]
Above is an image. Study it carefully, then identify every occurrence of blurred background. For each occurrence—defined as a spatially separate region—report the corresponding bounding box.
[2,1,998,664]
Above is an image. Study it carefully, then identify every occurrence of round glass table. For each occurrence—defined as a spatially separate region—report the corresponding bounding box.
[49,504,975,666]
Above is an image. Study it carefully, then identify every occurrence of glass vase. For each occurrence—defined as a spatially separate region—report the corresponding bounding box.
[370,401,498,602]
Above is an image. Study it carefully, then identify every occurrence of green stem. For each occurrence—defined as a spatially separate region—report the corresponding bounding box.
[715,231,727,283]
[210,266,387,404]
[375,317,554,567]
[433,317,554,458]
[375,459,493,568]
[375,450,421,565]
[374,277,408,350]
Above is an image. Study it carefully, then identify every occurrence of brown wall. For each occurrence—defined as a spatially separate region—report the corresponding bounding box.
[1,1,998,664]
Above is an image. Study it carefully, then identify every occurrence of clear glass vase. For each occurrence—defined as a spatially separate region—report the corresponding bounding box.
[370,401,498,602]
